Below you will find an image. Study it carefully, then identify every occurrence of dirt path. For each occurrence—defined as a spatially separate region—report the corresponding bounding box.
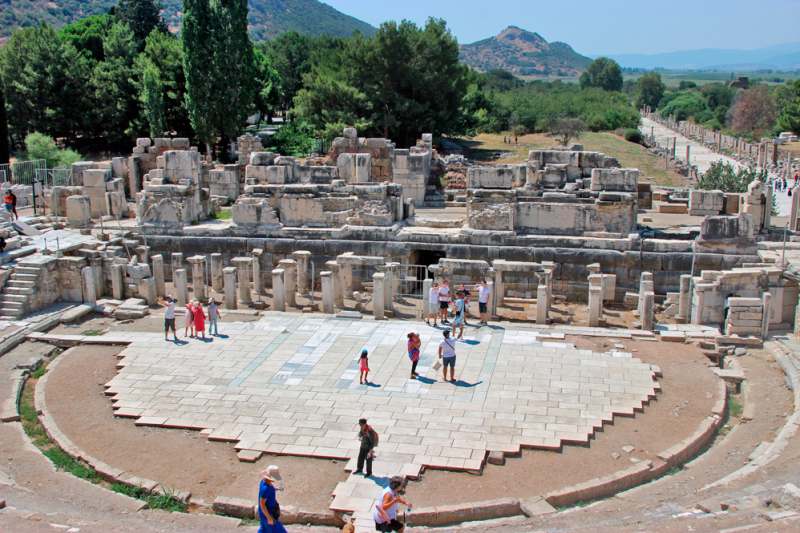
[405,336,720,506]
[44,344,348,512]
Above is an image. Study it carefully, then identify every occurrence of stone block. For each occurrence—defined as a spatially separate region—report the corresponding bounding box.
[83,169,111,188]
[467,167,513,189]
[66,195,91,227]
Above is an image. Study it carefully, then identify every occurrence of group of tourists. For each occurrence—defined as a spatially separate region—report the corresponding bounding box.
[157,295,221,341]
[426,279,491,330]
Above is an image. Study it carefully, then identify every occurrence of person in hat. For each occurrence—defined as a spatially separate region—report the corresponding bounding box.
[258,465,287,533]
[354,418,377,478]
[157,295,178,341]
[207,298,220,336]
[374,475,412,533]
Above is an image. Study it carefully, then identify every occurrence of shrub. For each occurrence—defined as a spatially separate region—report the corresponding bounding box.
[18,132,82,168]
[623,128,643,144]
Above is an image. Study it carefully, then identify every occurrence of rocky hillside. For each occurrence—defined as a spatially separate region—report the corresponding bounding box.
[0,0,375,41]
[459,26,591,76]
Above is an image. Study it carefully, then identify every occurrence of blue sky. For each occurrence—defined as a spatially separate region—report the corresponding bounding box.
[323,0,800,55]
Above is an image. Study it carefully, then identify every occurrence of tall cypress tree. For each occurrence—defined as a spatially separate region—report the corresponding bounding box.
[182,0,216,154]
[0,78,9,165]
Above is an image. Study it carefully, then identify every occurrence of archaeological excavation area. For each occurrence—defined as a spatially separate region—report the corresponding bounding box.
[1,127,800,533]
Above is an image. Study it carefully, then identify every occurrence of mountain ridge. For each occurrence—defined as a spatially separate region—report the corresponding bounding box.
[458,26,591,76]
[605,42,800,70]
[0,0,375,41]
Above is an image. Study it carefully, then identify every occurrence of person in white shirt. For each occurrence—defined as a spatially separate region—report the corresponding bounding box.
[438,281,451,325]
[451,291,465,339]
[158,295,178,341]
[426,282,440,326]
[474,280,491,326]
[438,330,457,382]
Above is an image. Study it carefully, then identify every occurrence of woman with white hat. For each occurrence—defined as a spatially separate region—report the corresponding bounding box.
[258,465,287,533]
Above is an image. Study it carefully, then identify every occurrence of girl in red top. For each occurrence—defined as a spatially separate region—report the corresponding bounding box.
[3,192,15,221]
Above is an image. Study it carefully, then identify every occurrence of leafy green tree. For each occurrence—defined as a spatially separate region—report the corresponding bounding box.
[698,161,768,193]
[727,85,776,139]
[253,48,281,125]
[778,80,800,135]
[115,0,168,45]
[678,80,697,90]
[633,72,665,110]
[658,91,707,122]
[20,132,82,168]
[141,64,166,137]
[265,32,313,112]
[579,57,623,92]
[700,83,734,109]
[0,77,9,164]
[58,14,113,62]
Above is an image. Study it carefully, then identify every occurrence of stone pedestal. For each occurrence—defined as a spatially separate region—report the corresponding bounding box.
[272,269,285,312]
[279,259,296,307]
[111,264,124,300]
[678,274,691,321]
[252,249,264,296]
[495,270,505,303]
[536,285,549,324]
[321,271,334,314]
[641,292,654,331]
[211,253,223,292]
[292,251,311,295]
[152,254,165,297]
[762,292,772,338]
[377,265,393,312]
[326,261,344,308]
[638,272,654,317]
[487,276,498,319]
[373,273,385,320]
[138,277,157,305]
[174,269,189,307]
[89,257,104,298]
[231,257,252,304]
[187,255,206,300]
[588,286,602,327]
[342,263,353,298]
[422,278,433,320]
[171,253,183,282]
[223,267,237,310]
[588,274,604,319]
[82,266,96,304]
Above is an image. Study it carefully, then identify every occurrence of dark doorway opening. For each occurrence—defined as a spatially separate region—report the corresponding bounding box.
[414,249,446,281]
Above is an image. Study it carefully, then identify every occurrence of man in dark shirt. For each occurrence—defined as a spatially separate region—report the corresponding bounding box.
[355,417,376,478]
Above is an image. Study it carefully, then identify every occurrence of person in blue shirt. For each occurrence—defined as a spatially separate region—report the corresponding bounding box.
[258,465,287,533]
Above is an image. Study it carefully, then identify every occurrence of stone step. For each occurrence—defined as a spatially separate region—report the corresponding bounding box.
[0,309,22,319]
[10,273,37,282]
[0,301,24,310]
[6,280,36,288]
[5,287,34,295]
[14,266,41,275]
[0,294,27,303]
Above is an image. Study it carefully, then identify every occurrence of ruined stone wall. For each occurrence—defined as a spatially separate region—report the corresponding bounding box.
[329,128,394,182]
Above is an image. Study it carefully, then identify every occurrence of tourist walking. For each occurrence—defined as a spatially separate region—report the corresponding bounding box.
[359,349,370,384]
[459,284,471,325]
[438,280,451,325]
[439,331,457,382]
[407,332,420,379]
[207,298,220,335]
[475,280,491,325]
[3,191,15,221]
[451,292,465,339]
[354,418,377,478]
[158,295,178,341]
[8,190,17,220]
[192,301,207,339]
[426,282,439,326]
[373,476,412,533]
[258,465,287,533]
[184,301,195,337]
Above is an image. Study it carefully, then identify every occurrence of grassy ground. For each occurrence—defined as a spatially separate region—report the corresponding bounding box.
[449,132,682,186]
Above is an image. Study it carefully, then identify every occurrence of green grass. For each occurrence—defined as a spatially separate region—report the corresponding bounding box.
[667,466,682,476]
[110,483,188,513]
[82,329,103,336]
[728,395,743,418]
[210,208,233,220]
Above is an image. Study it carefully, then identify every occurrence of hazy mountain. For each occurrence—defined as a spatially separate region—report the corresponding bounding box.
[0,0,375,41]
[607,43,800,70]
[459,26,592,76]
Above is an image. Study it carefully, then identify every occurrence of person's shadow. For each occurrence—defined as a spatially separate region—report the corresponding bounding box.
[414,375,436,384]
[452,380,482,388]
[364,382,381,388]
[214,334,230,339]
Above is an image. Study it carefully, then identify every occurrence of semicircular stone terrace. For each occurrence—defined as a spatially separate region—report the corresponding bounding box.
[104,314,660,471]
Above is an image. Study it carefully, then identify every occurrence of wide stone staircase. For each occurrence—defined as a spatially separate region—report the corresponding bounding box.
[0,263,43,320]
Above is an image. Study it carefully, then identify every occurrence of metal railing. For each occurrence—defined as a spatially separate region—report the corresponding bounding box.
[34,166,73,187]
[0,159,47,185]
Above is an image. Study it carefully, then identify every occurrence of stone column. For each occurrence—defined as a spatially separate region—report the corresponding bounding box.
[641,292,654,331]
[373,273,385,320]
[292,251,311,295]
[187,255,206,300]
[686,145,690,164]
[152,254,165,297]
[88,257,104,298]
[536,285,549,325]
[588,285,602,327]
[174,269,188,307]
[252,249,264,296]
[321,271,334,314]
[326,261,344,308]
[422,278,433,320]
[495,270,505,304]
[231,257,252,304]
[762,292,772,339]
[111,263,124,300]
[377,265,392,312]
[341,263,353,298]
[791,190,800,231]
[82,266,96,304]
[279,259,296,307]
[272,269,285,312]
[171,253,183,282]
[677,274,691,322]
[223,267,237,310]
[487,273,498,319]
[638,272,654,316]
[588,274,604,319]
[210,253,223,292]
[764,185,773,230]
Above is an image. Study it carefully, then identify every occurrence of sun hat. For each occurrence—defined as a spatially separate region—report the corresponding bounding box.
[361,349,368,355]
[261,465,282,482]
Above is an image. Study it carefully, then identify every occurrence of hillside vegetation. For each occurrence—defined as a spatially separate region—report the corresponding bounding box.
[0,0,375,41]
[459,26,591,76]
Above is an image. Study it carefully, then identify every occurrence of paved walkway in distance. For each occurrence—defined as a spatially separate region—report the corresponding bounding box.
[101,313,660,529]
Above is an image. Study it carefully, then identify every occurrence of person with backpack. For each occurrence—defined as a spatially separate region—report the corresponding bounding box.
[355,418,378,478]
[258,465,287,533]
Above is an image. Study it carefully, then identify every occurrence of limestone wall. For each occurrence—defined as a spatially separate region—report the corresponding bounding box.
[328,128,394,182]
